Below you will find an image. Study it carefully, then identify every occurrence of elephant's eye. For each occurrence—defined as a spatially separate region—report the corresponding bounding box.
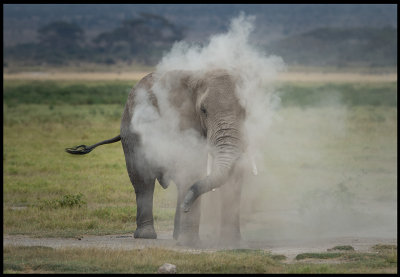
[200,105,207,115]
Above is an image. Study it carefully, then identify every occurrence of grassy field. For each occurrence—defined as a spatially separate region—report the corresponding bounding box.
[3,77,397,273]
[3,245,397,273]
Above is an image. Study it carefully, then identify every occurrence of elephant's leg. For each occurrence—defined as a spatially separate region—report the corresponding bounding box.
[173,184,182,240]
[219,169,243,246]
[121,134,157,239]
[174,183,202,246]
[133,175,157,239]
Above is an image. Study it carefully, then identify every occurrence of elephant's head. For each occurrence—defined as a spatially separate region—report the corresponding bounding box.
[158,68,248,212]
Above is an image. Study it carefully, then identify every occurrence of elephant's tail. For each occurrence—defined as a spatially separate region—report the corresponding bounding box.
[65,135,121,155]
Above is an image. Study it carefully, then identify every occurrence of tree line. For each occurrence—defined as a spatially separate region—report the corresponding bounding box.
[266,26,397,68]
[4,11,397,69]
[4,13,185,66]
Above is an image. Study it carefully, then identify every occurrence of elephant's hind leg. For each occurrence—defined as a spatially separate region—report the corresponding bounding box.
[133,175,157,239]
[121,133,157,239]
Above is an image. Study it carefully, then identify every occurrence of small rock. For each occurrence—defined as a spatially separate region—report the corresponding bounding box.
[158,263,177,274]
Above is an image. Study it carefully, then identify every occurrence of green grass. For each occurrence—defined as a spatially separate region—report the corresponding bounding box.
[372,244,397,252]
[4,80,397,107]
[3,80,135,106]
[276,82,397,107]
[296,252,344,260]
[3,246,281,274]
[3,101,177,237]
[295,250,396,268]
[3,103,124,126]
[3,245,396,273]
[37,193,87,209]
[328,245,355,251]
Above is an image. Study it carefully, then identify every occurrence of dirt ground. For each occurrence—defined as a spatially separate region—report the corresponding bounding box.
[3,232,396,262]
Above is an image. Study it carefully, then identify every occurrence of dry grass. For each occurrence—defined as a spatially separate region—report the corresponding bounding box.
[275,72,397,83]
[4,71,397,83]
[3,71,151,81]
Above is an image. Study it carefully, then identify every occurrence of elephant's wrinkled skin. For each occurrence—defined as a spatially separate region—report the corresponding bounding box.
[66,69,249,246]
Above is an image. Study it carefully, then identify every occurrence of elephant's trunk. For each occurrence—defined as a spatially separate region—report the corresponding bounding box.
[182,120,244,212]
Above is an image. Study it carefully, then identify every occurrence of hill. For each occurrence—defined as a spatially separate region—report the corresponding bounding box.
[3,4,397,68]
[266,26,397,67]
[4,4,397,46]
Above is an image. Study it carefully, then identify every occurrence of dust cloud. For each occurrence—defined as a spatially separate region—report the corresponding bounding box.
[130,12,284,189]
[131,13,397,244]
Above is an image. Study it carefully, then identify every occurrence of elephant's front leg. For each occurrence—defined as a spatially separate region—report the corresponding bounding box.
[174,183,202,247]
[219,167,243,246]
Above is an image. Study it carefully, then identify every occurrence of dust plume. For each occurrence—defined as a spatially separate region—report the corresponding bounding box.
[130,12,284,188]
[131,12,397,245]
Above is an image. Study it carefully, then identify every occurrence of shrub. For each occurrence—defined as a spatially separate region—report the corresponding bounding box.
[38,193,87,209]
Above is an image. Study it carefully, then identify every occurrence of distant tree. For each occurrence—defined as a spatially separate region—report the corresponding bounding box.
[93,13,184,64]
[38,21,84,49]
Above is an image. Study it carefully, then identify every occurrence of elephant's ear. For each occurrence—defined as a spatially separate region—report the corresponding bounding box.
[175,70,193,89]
[185,72,209,114]
[159,69,204,94]
[184,71,205,92]
[156,69,192,91]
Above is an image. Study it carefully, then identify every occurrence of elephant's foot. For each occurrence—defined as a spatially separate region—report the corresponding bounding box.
[218,238,247,249]
[217,238,242,249]
[218,231,241,248]
[173,226,180,240]
[176,233,202,248]
[134,225,157,239]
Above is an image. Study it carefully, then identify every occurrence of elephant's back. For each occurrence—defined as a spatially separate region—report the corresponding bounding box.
[120,72,159,137]
[128,72,157,112]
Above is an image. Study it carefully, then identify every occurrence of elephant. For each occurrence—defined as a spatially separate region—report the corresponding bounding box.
[66,69,257,247]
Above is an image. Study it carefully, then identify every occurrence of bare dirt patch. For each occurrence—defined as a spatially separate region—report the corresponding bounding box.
[275,72,397,83]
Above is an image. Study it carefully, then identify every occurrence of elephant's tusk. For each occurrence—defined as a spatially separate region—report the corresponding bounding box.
[251,157,258,176]
[207,153,217,191]
[207,152,212,176]
[247,149,258,176]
